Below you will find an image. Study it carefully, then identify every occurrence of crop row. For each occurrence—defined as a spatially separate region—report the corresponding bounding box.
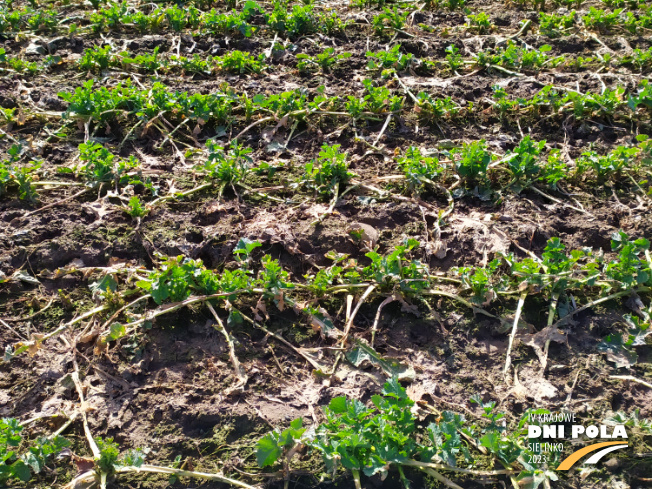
[10,77,643,147]
[2,128,651,217]
[5,39,652,80]
[255,382,651,489]
[2,1,652,38]
[2,382,649,489]
[8,226,652,373]
[4,231,651,489]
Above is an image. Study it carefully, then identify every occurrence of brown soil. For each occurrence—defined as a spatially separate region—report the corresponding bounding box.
[1,0,651,488]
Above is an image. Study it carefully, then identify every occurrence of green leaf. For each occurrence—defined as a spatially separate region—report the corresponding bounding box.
[136,280,152,291]
[381,377,406,399]
[517,469,549,489]
[227,310,243,328]
[150,283,169,305]
[256,434,281,468]
[106,323,126,341]
[90,275,117,297]
[362,455,388,477]
[12,460,31,482]
[328,397,348,414]
[22,451,43,473]
[479,432,500,452]
[598,333,639,367]
[233,238,262,257]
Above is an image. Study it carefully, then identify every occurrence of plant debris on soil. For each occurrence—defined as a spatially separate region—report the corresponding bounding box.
[1,0,652,487]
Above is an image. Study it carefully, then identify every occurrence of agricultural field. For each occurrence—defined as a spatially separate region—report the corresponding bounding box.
[1,0,652,486]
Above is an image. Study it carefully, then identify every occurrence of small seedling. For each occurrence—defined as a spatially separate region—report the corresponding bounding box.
[303,144,354,195]
[297,48,350,73]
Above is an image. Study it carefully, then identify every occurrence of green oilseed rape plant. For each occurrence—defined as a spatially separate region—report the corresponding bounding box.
[576,145,638,181]
[79,45,112,72]
[216,50,266,74]
[77,142,139,187]
[311,378,417,482]
[202,140,253,188]
[363,238,429,293]
[372,7,409,36]
[319,9,351,34]
[120,47,166,73]
[0,145,40,202]
[505,136,546,188]
[466,12,493,33]
[397,146,445,191]
[297,48,351,73]
[0,418,69,485]
[415,93,460,122]
[267,2,318,38]
[538,149,568,189]
[303,144,354,196]
[366,45,414,73]
[445,44,464,72]
[257,379,561,489]
[454,139,492,184]
[582,7,623,33]
[539,11,577,37]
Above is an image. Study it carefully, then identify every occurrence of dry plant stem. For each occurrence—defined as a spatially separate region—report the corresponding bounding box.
[374,112,393,146]
[71,362,100,458]
[311,183,340,225]
[422,289,510,326]
[149,182,212,208]
[504,292,527,376]
[488,64,523,77]
[610,375,652,389]
[32,181,86,187]
[402,460,514,476]
[355,181,437,211]
[340,285,376,347]
[118,119,144,150]
[564,358,588,408]
[393,72,419,104]
[507,18,532,39]
[627,174,652,202]
[0,318,27,340]
[49,412,79,439]
[12,304,109,356]
[237,310,324,370]
[206,302,248,388]
[5,297,55,322]
[325,295,353,384]
[266,32,279,58]
[70,358,108,489]
[68,464,258,489]
[227,108,354,143]
[239,183,287,203]
[531,186,592,216]
[22,187,91,218]
[552,286,650,328]
[371,295,395,347]
[418,467,464,489]
[542,291,560,371]
[98,294,152,333]
[121,290,249,331]
[160,117,191,148]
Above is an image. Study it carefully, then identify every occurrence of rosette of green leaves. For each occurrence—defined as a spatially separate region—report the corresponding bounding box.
[309,378,416,478]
